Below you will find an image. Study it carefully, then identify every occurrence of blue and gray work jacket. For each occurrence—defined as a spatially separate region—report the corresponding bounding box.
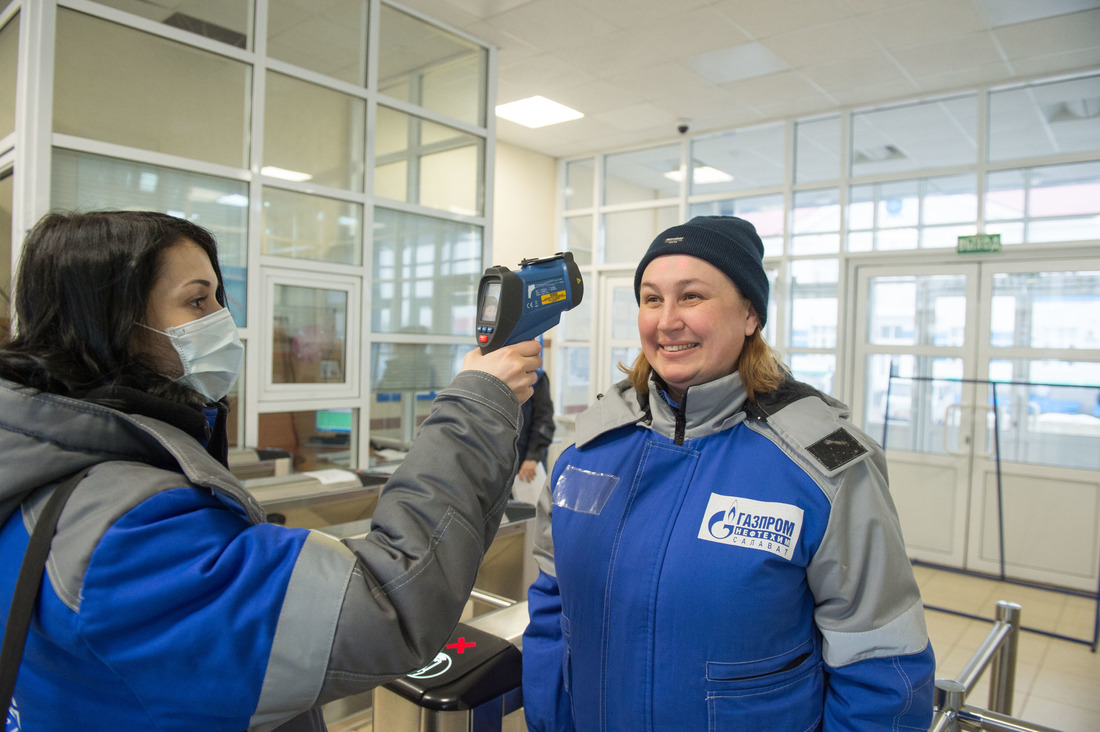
[1,371,520,731]
[522,371,935,731]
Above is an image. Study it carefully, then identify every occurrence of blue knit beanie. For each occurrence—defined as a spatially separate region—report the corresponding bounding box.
[633,215,769,326]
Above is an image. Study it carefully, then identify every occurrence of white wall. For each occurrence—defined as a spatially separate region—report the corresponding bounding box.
[491,140,562,381]
[491,141,556,268]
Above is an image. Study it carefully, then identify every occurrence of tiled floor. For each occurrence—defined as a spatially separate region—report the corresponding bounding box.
[327,564,1100,732]
[917,563,1100,731]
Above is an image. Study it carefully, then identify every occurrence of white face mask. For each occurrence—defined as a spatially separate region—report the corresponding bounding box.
[142,307,244,402]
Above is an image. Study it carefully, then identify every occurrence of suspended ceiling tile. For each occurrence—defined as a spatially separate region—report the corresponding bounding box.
[761,19,882,69]
[993,10,1100,60]
[976,0,1100,27]
[892,32,1006,80]
[722,70,838,115]
[476,0,619,50]
[859,0,989,50]
[711,0,852,39]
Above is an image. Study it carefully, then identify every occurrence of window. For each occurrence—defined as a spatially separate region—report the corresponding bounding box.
[54,9,250,169]
[851,94,978,177]
[51,149,249,325]
[986,162,1100,245]
[264,71,366,192]
[371,209,482,335]
[377,5,487,127]
[989,74,1100,162]
[689,123,785,195]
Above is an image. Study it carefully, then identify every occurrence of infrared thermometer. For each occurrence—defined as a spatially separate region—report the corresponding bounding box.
[475,252,584,353]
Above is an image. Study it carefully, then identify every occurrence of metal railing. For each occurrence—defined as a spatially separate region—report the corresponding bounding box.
[929,601,1061,732]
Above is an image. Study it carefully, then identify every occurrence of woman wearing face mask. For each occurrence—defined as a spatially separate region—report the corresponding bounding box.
[0,210,541,731]
[522,216,935,731]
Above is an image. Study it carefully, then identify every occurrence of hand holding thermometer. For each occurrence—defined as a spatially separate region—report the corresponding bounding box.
[475,252,584,353]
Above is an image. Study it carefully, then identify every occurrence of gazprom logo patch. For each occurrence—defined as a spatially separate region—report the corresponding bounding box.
[697,494,803,560]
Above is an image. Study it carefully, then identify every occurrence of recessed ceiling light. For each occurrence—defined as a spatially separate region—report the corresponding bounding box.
[664,165,733,184]
[496,95,584,128]
[261,165,313,182]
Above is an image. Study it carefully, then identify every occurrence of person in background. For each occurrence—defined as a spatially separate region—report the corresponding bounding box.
[522,215,935,730]
[0,210,542,731]
[512,367,555,505]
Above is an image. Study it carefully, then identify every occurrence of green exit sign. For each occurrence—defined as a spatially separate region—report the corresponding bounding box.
[957,233,1002,254]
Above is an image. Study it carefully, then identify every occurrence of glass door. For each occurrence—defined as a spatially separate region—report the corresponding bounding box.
[852,257,1100,593]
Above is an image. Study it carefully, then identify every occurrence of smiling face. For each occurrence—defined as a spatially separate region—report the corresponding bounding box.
[637,254,759,401]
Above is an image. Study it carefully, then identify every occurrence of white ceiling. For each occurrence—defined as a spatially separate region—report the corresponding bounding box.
[394,0,1100,159]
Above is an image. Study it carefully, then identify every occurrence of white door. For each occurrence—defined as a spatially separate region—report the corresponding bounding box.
[597,274,640,396]
[851,257,1100,592]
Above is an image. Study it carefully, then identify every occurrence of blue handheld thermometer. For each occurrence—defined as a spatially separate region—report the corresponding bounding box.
[476,252,584,353]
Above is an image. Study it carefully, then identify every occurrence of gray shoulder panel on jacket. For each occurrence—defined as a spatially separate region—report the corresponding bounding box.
[745,393,875,494]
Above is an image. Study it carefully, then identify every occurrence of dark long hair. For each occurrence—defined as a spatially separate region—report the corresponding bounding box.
[0,210,227,401]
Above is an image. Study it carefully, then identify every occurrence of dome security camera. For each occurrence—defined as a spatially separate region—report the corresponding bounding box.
[677,122,690,135]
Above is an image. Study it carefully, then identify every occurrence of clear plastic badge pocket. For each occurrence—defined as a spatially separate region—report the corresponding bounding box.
[552,465,619,515]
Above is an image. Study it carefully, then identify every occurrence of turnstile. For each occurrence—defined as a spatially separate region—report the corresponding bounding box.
[373,602,529,732]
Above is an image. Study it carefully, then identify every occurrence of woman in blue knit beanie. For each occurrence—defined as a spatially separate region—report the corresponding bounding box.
[522,215,935,731]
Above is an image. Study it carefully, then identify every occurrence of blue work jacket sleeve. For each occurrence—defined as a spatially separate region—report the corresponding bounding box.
[823,645,936,730]
[522,569,576,732]
[805,438,936,729]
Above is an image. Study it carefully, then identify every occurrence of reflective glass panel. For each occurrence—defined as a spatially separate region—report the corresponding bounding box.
[265,71,365,192]
[611,347,641,388]
[603,206,679,264]
[51,149,249,325]
[603,144,681,205]
[558,291,592,342]
[375,106,483,216]
[559,346,591,415]
[851,94,977,177]
[789,259,837,349]
[377,4,486,127]
[848,175,977,251]
[92,0,252,48]
[988,361,1100,471]
[371,342,462,449]
[258,408,356,472]
[371,209,482,335]
[54,10,250,168]
[864,354,964,455]
[985,162,1100,245]
[689,194,784,258]
[789,353,836,396]
[990,270,1100,349]
[611,286,638,341]
[262,187,362,265]
[268,0,368,84]
[689,123,784,195]
[564,215,593,266]
[272,285,348,384]
[989,74,1100,162]
[565,159,595,210]
[0,15,17,139]
[866,274,967,347]
[791,188,839,255]
[795,115,841,184]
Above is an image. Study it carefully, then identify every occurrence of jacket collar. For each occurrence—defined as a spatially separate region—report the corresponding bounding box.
[575,371,749,447]
[0,378,262,526]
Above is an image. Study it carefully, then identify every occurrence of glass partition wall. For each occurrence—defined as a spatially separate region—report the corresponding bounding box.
[3,0,493,471]
[557,71,1100,422]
